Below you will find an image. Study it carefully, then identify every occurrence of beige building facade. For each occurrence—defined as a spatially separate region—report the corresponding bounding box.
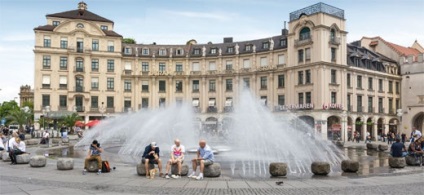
[33,2,402,140]
[19,85,34,106]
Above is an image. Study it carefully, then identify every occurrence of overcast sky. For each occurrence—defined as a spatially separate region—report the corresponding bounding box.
[0,0,423,104]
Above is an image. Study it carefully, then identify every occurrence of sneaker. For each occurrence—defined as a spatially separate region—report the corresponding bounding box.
[196,175,203,180]
[165,174,170,179]
[171,175,180,179]
[82,170,86,175]
[188,173,196,178]
[97,170,101,175]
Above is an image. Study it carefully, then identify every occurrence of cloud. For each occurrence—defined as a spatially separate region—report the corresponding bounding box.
[163,10,237,21]
[1,33,34,42]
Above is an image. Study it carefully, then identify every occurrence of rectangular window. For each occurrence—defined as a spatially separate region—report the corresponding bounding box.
[107,96,114,108]
[278,75,285,88]
[243,59,250,68]
[305,48,311,60]
[209,61,216,70]
[280,39,287,46]
[389,98,393,113]
[101,25,108,30]
[260,57,268,67]
[305,70,311,84]
[378,98,383,113]
[42,75,50,88]
[227,47,234,53]
[159,80,166,92]
[91,77,99,90]
[193,49,200,55]
[260,76,267,89]
[298,71,304,85]
[243,78,250,88]
[124,100,131,110]
[175,80,183,92]
[59,95,67,107]
[142,48,149,55]
[331,48,336,62]
[226,79,233,91]
[210,48,217,54]
[107,41,114,52]
[124,80,131,92]
[347,94,351,111]
[347,73,351,88]
[379,79,383,91]
[76,39,83,53]
[107,78,114,90]
[357,95,362,112]
[298,93,304,105]
[357,75,362,89]
[368,96,373,113]
[331,92,337,104]
[396,98,400,110]
[192,80,199,92]
[176,49,183,56]
[42,55,51,68]
[192,62,200,71]
[176,63,183,72]
[298,49,304,62]
[278,95,285,106]
[42,95,50,106]
[245,45,251,51]
[331,69,337,84]
[278,54,285,65]
[159,62,166,72]
[141,98,149,108]
[91,59,99,71]
[142,62,149,72]
[141,80,149,92]
[59,76,67,89]
[60,38,68,49]
[59,57,67,70]
[306,92,312,104]
[92,39,99,51]
[226,60,233,70]
[395,82,400,94]
[388,81,393,93]
[158,49,166,56]
[43,36,51,48]
[107,60,114,72]
[262,42,269,49]
[91,96,98,108]
[368,77,373,90]
[53,21,60,26]
[209,80,216,92]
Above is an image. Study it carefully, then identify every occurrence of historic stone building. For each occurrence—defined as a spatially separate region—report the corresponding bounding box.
[33,2,403,140]
[18,85,34,106]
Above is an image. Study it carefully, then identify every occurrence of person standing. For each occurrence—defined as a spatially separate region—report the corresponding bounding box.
[188,139,214,180]
[401,133,406,144]
[9,137,26,165]
[83,140,103,175]
[142,142,163,178]
[164,139,185,179]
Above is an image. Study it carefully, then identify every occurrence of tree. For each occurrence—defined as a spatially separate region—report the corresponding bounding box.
[122,38,136,44]
[0,101,20,125]
[7,109,32,133]
[62,113,82,133]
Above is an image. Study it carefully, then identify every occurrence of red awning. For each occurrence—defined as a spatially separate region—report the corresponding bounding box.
[85,120,100,127]
[75,121,85,127]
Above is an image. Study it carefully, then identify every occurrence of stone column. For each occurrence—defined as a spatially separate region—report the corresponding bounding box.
[362,123,367,141]
[373,123,378,141]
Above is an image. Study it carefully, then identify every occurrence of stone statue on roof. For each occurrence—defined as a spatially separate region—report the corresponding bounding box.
[270,38,274,50]
[202,46,206,57]
[235,44,239,54]
[218,48,222,56]
[252,44,256,53]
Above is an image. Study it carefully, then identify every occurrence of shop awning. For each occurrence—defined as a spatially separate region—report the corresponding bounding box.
[259,99,267,106]
[208,100,216,107]
[192,100,199,107]
[225,100,232,107]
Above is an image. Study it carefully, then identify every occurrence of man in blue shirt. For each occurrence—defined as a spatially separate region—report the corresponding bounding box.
[142,142,163,178]
[391,138,407,157]
[83,140,103,175]
[189,139,214,180]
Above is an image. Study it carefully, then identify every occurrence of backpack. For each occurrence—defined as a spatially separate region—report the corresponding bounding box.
[101,161,111,173]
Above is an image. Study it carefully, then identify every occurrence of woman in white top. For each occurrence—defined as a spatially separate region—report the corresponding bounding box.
[9,137,26,165]
[0,133,5,151]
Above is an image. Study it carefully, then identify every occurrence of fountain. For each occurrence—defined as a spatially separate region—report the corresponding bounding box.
[75,89,346,177]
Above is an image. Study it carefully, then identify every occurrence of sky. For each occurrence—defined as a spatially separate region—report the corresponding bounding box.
[0,0,423,104]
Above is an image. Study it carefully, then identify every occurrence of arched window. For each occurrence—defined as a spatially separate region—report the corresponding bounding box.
[299,27,311,40]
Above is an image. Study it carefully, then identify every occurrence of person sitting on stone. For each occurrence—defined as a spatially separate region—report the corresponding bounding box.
[164,139,185,179]
[390,138,407,157]
[142,142,163,178]
[40,130,49,145]
[408,138,424,164]
[0,133,5,151]
[189,139,214,180]
[83,140,103,175]
[9,137,26,165]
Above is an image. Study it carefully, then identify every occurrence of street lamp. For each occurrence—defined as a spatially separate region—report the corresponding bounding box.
[45,106,51,135]
[100,102,105,119]
[341,111,347,142]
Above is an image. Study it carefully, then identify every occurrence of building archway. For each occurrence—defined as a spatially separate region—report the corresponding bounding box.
[412,112,424,133]
[377,118,384,136]
[347,117,353,140]
[327,116,340,140]
[366,117,374,140]
[355,117,363,140]
[388,118,399,134]
[298,115,315,129]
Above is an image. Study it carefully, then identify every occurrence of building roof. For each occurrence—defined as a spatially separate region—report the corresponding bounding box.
[33,25,55,31]
[46,9,114,24]
[364,36,421,57]
[102,30,122,37]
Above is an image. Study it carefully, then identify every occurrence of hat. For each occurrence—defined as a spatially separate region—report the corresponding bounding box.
[151,142,157,147]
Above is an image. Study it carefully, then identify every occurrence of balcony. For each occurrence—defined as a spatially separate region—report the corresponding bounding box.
[294,35,313,47]
[224,69,234,74]
[224,106,233,113]
[74,86,84,92]
[329,37,340,45]
[208,70,218,75]
[368,107,374,113]
[207,107,217,113]
[240,68,250,73]
[75,106,85,112]
[76,47,83,53]
[190,71,201,75]
[174,71,184,76]
[90,107,99,112]
[75,67,84,73]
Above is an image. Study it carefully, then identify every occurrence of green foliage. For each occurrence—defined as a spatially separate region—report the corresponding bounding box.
[122,38,136,44]
[21,101,34,110]
[62,113,82,130]
[7,109,32,132]
[0,101,20,125]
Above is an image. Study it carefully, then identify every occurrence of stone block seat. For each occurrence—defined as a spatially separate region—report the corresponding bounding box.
[389,157,406,168]
[171,163,189,176]
[204,163,221,177]
[406,155,423,166]
[366,143,378,150]
[269,162,288,177]
[136,162,155,176]
[378,144,389,151]
[16,153,30,164]
[30,155,47,167]
[341,160,359,172]
[2,152,11,162]
[26,139,39,146]
[311,161,330,175]
[87,159,102,172]
[57,158,74,170]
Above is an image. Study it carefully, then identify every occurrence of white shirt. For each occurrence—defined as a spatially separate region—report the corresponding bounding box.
[171,144,185,159]
[414,130,422,138]
[7,138,17,152]
[12,141,26,152]
[0,139,4,149]
[43,132,50,138]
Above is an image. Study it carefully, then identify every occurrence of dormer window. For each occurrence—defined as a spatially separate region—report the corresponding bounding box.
[176,49,184,56]
[280,39,287,46]
[193,49,200,55]
[124,47,132,54]
[245,45,252,51]
[101,25,108,30]
[210,48,217,54]
[262,42,269,49]
[142,48,149,55]
[299,27,311,40]
[159,49,167,56]
[52,21,60,26]
[227,47,234,53]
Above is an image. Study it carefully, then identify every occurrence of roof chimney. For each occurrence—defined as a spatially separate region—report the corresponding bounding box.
[78,1,87,15]
[223,37,233,43]
[281,21,288,35]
